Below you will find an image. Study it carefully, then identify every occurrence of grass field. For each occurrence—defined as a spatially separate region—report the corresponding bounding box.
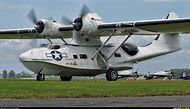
[0,78,190,99]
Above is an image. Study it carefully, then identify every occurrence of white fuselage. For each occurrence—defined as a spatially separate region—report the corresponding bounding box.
[19,33,181,76]
[19,43,133,76]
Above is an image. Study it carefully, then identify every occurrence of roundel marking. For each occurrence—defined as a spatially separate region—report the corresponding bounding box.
[51,51,62,61]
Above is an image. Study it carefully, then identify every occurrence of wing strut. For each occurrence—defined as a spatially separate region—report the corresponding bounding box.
[97,52,110,68]
[108,33,132,59]
[92,29,117,60]
[60,37,68,44]
[45,37,53,43]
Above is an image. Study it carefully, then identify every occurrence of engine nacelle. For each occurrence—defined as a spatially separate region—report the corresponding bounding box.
[36,19,63,37]
[74,13,103,35]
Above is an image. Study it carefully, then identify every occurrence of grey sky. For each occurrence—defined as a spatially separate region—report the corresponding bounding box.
[0,0,189,74]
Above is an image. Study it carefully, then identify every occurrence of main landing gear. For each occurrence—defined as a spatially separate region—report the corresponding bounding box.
[91,30,132,81]
[106,68,118,81]
[35,73,72,81]
[36,73,45,81]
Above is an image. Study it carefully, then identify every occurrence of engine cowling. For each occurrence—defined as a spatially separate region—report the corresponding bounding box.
[35,19,63,36]
[73,13,103,35]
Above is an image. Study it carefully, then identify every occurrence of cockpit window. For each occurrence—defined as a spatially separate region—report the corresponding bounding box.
[39,43,63,49]
[49,45,60,49]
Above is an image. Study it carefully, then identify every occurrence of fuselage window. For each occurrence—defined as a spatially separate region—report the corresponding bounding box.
[80,54,87,59]
[73,55,78,59]
[114,53,121,57]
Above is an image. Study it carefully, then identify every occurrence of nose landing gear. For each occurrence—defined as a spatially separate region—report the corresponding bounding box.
[36,73,45,81]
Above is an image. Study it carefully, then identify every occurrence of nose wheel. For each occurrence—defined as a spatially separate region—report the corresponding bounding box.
[106,68,118,81]
[36,73,45,81]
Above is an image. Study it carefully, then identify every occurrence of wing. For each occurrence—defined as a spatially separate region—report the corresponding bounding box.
[0,28,39,39]
[98,12,190,35]
[98,18,190,35]
[0,8,73,39]
[0,23,72,39]
[58,12,190,37]
[0,12,189,39]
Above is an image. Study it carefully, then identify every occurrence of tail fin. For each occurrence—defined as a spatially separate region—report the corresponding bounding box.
[155,12,181,53]
[126,12,182,63]
[154,33,181,53]
[165,12,179,19]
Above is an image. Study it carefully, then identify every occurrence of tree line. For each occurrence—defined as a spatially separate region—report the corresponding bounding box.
[1,68,190,79]
[170,68,190,78]
[1,70,33,78]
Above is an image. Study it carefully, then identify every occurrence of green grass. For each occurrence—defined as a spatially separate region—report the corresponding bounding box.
[0,78,190,99]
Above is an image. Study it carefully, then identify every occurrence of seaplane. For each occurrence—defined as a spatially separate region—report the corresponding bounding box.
[118,68,139,80]
[0,5,190,81]
[144,71,174,80]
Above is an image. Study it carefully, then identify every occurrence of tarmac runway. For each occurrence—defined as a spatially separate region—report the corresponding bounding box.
[0,96,190,108]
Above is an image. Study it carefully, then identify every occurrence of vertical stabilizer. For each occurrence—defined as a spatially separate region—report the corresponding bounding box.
[165,12,179,19]
[155,33,181,53]
[157,12,181,52]
[130,12,182,63]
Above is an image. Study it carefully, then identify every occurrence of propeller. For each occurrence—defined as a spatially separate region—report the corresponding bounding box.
[27,9,44,33]
[61,16,73,25]
[73,4,90,31]
[61,4,90,31]
[79,4,90,18]
[30,38,38,48]
[27,9,38,24]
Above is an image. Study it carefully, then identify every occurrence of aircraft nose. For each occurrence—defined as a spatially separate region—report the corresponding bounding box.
[19,51,32,62]
[19,53,27,62]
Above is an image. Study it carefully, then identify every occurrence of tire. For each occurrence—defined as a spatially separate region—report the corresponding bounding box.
[36,73,45,81]
[60,76,72,81]
[106,68,118,81]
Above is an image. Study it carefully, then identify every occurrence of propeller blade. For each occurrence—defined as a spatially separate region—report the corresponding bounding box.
[27,9,38,24]
[30,38,38,48]
[79,4,90,18]
[61,16,73,25]
[60,4,90,31]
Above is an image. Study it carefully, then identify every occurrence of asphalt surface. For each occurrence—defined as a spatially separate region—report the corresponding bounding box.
[0,96,190,108]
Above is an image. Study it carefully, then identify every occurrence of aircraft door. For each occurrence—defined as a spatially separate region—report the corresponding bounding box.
[97,51,108,69]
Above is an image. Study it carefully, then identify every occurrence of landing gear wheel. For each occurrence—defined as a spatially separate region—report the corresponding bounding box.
[36,73,45,81]
[60,76,72,81]
[106,68,118,81]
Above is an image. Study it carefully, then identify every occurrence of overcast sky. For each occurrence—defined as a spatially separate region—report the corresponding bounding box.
[0,0,189,75]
